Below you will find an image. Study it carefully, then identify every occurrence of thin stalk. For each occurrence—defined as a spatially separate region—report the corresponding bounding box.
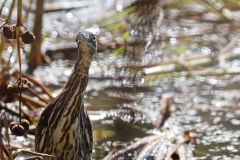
[19,93,22,121]
[0,0,15,66]
[23,0,34,22]
[16,0,22,77]
[0,0,7,17]
[16,0,23,121]
[5,0,33,72]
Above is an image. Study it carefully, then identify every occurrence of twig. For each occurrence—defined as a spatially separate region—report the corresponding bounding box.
[12,149,58,159]
[0,0,7,17]
[102,149,117,160]
[3,143,21,150]
[152,94,172,128]
[0,19,8,29]
[136,135,167,159]
[1,111,11,154]
[1,141,9,159]
[165,140,188,160]
[25,156,43,160]
[0,103,19,118]
[27,87,49,104]
[218,34,240,67]
[0,110,13,160]
[23,0,34,22]
[177,59,195,71]
[14,94,46,108]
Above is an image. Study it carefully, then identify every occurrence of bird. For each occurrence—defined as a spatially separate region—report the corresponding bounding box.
[35,30,97,160]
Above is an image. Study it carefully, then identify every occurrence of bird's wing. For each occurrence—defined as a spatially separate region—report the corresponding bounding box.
[85,113,93,153]
[35,100,57,152]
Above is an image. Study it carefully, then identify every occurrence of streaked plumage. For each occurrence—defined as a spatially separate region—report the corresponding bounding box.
[35,30,97,160]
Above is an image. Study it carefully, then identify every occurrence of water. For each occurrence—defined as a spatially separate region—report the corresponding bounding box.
[8,55,238,159]
[82,61,240,159]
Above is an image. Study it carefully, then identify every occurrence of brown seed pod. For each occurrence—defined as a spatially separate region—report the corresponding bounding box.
[21,30,35,44]
[21,78,31,88]
[9,121,19,132]
[7,83,20,94]
[20,119,30,131]
[3,25,18,39]
[19,84,29,92]
[2,25,12,39]
[7,78,31,94]
[12,124,25,136]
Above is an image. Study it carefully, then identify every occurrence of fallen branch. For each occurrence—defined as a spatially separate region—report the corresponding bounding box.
[12,149,58,159]
[14,94,46,108]
[105,134,161,160]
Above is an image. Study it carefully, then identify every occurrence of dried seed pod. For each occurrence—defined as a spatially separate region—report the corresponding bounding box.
[3,25,17,39]
[20,119,30,131]
[9,121,19,132]
[21,30,35,44]
[2,25,12,39]
[7,78,31,94]
[12,124,25,136]
[19,84,29,92]
[7,83,20,94]
[22,78,31,88]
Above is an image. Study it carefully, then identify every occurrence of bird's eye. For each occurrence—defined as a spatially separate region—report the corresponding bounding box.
[92,36,96,41]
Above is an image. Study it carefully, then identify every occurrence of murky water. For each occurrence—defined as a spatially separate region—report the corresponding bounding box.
[6,53,239,159]
[85,72,240,159]
[32,56,239,159]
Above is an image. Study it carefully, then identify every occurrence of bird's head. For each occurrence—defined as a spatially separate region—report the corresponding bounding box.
[76,30,97,58]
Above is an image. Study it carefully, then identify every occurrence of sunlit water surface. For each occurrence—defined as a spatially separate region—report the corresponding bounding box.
[16,56,239,160]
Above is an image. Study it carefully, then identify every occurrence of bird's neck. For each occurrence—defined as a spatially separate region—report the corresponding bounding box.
[63,51,91,105]
[74,46,93,71]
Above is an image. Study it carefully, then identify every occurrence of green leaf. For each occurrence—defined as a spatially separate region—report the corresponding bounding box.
[107,22,125,30]
[122,31,129,40]
[99,6,136,24]
[112,46,125,55]
[175,45,188,55]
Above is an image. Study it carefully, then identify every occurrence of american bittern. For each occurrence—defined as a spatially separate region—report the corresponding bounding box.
[35,30,96,160]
